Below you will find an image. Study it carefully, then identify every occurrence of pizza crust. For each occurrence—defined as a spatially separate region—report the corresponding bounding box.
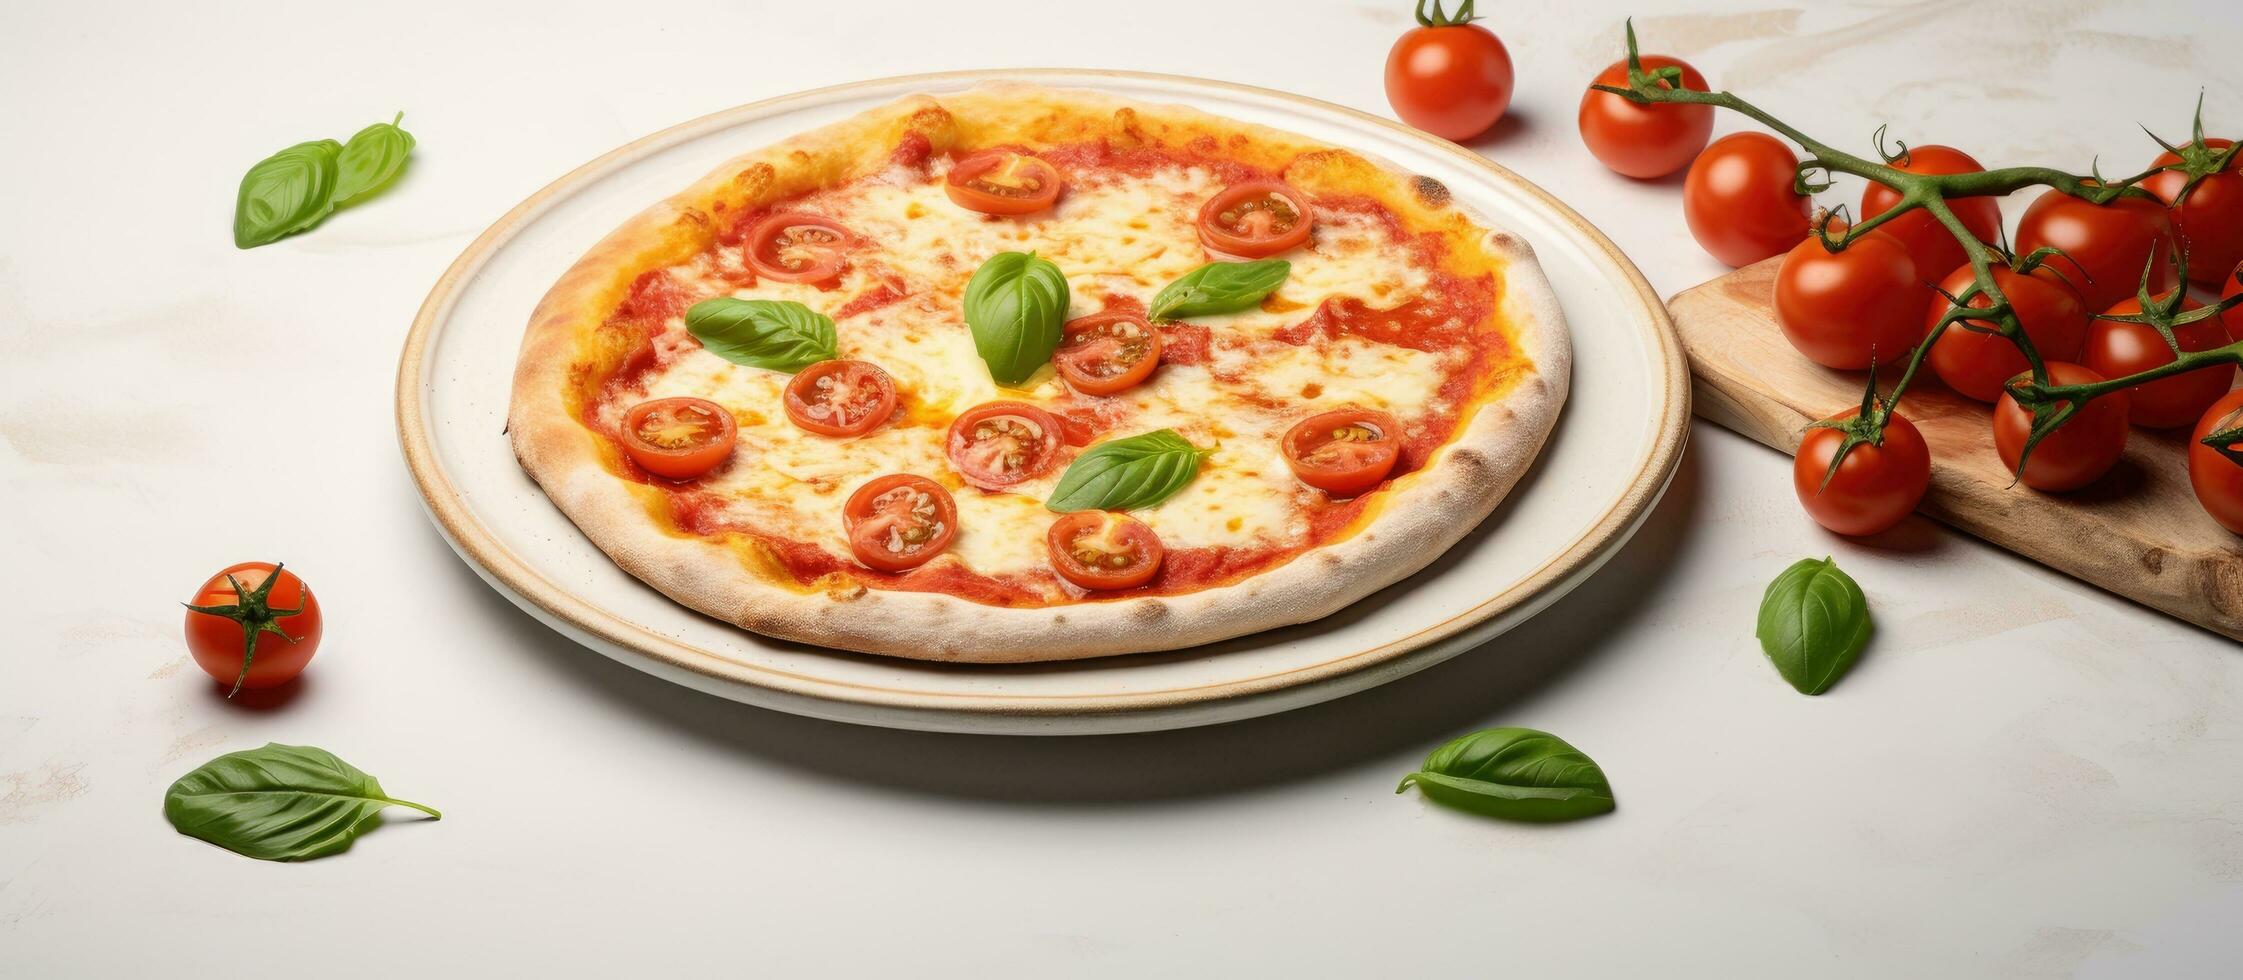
[509,83,1570,662]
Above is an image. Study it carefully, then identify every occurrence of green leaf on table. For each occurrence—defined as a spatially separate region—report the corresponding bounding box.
[1396,727,1615,822]
[163,743,440,862]
[332,112,416,207]
[232,139,343,248]
[1755,556,1872,695]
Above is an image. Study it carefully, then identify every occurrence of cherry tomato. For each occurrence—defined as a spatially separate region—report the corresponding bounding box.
[1993,362,2130,492]
[2082,293,2234,429]
[1577,55,1713,179]
[619,397,737,480]
[1198,182,1314,259]
[1792,410,1930,537]
[1683,133,1811,267]
[2142,138,2243,289]
[784,359,897,437]
[2013,188,2178,314]
[183,562,322,697]
[2225,269,2243,344]
[945,150,1063,216]
[842,474,957,573]
[745,212,853,284]
[1925,263,2091,402]
[1055,312,1161,395]
[1383,15,1513,141]
[1046,511,1166,591]
[1859,145,2005,285]
[947,402,1064,490]
[1282,408,1404,497]
[2188,389,2243,534]
[1772,230,1931,370]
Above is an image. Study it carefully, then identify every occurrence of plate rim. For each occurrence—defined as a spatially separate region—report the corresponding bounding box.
[394,67,1689,720]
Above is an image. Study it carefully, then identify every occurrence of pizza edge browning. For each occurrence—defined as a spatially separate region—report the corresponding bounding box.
[509,82,1571,663]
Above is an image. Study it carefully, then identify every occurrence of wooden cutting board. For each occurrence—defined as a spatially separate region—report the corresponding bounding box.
[1667,258,2242,642]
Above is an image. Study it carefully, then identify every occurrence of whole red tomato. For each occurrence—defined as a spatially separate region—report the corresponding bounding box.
[2082,293,2234,429]
[1925,262,2091,402]
[1578,55,1713,179]
[183,561,323,696]
[1859,145,2005,285]
[2014,188,2178,314]
[2142,138,2243,289]
[2189,388,2243,534]
[1684,133,1812,267]
[1793,410,1931,537]
[2223,264,2243,344]
[1992,362,2130,492]
[1384,5,1513,142]
[1773,229,1932,369]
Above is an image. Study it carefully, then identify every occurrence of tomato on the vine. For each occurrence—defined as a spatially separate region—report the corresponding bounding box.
[1683,133,1811,267]
[2142,138,2243,289]
[183,562,322,697]
[1773,229,1931,369]
[1384,2,1513,142]
[2082,294,2234,429]
[1992,362,2130,492]
[1859,145,2004,285]
[1924,263,2090,402]
[2189,389,2243,534]
[2222,265,2243,345]
[2013,188,2178,314]
[1792,410,1931,537]
[1578,55,1713,179]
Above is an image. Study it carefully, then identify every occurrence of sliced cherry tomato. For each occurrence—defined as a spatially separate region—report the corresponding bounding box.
[1283,408,1404,497]
[1197,181,1314,259]
[784,359,898,437]
[2189,389,2243,534]
[945,150,1063,215]
[2014,188,2178,314]
[1859,145,2005,285]
[842,474,957,573]
[947,402,1064,490]
[2082,293,2234,429]
[745,212,853,284]
[1792,410,1931,537]
[1055,312,1162,395]
[1925,262,2091,402]
[1577,55,1713,179]
[1683,133,1812,267]
[2143,138,2243,289]
[1046,511,1166,591]
[183,562,322,697]
[1993,362,2130,492]
[1773,229,1932,369]
[619,397,738,480]
[1383,15,1514,142]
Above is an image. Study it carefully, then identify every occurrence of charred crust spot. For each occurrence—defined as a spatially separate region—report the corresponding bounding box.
[1129,599,1170,624]
[1446,447,1493,483]
[1319,550,1343,567]
[2141,547,2167,575]
[1051,613,1068,625]
[733,163,775,196]
[1412,175,1451,207]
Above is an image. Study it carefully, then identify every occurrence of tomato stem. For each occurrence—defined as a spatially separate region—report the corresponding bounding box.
[182,562,303,699]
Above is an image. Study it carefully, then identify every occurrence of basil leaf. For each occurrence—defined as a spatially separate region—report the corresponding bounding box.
[963,251,1070,385]
[1396,727,1615,822]
[163,743,440,862]
[333,112,416,207]
[686,298,839,372]
[232,139,343,249]
[1147,259,1290,321]
[1755,556,1871,695]
[1045,429,1212,513]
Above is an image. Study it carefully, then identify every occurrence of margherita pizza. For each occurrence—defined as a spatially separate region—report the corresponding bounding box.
[508,83,1568,662]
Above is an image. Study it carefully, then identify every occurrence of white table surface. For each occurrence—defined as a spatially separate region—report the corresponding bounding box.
[5,1,2238,975]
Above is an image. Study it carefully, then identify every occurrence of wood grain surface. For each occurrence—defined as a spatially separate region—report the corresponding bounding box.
[1669,257,2243,642]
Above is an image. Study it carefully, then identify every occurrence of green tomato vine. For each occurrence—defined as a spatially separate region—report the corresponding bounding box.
[1596,21,2243,482]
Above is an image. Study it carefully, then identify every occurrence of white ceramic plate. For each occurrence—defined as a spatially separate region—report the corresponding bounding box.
[396,69,1687,735]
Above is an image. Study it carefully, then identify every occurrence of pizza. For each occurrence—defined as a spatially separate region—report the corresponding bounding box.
[508,83,1568,662]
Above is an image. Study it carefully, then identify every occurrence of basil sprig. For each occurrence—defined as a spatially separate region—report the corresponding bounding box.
[164,743,440,862]
[1755,556,1871,695]
[232,114,417,248]
[1045,429,1212,513]
[964,251,1070,385]
[686,298,838,372]
[1148,259,1291,321]
[1396,727,1615,822]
